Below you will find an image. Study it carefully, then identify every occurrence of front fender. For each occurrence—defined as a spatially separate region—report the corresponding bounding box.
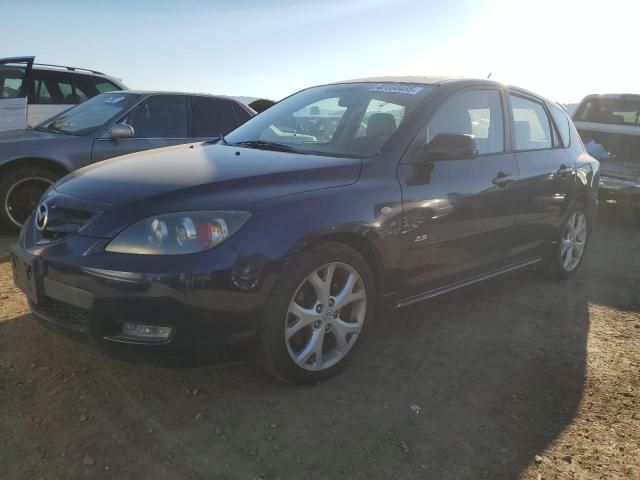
[228,180,403,296]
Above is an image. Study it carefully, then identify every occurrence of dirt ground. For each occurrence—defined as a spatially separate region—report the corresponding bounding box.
[1,210,638,480]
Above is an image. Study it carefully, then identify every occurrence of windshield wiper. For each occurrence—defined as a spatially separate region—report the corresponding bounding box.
[38,121,74,136]
[232,140,299,153]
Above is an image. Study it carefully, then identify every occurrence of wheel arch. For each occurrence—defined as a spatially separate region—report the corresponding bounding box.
[291,229,392,301]
[0,157,70,179]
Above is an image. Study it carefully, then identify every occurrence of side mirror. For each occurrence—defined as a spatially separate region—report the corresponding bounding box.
[424,133,478,161]
[110,123,134,140]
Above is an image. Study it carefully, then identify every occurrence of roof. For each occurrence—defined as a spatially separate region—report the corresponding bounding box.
[107,91,257,113]
[330,76,567,109]
[114,90,244,100]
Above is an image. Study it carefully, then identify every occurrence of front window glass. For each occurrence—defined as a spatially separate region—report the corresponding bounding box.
[425,90,505,154]
[225,83,434,158]
[574,97,640,125]
[36,93,141,136]
[120,95,189,138]
[0,61,29,99]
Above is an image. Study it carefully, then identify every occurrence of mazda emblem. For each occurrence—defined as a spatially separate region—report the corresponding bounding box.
[35,203,49,231]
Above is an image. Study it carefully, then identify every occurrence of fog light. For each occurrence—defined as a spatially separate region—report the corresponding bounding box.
[121,322,173,340]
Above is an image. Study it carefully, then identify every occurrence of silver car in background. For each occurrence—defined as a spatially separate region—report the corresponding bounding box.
[0,91,255,231]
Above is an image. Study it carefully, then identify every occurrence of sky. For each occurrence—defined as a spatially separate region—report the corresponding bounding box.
[3,0,638,103]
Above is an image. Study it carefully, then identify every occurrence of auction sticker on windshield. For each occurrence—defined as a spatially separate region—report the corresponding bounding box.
[104,96,126,104]
[369,84,423,95]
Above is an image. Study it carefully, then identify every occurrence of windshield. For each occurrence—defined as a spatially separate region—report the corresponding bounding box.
[574,97,640,126]
[36,93,141,136]
[225,83,434,157]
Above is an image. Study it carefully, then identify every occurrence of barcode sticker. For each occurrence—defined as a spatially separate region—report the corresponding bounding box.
[369,84,424,95]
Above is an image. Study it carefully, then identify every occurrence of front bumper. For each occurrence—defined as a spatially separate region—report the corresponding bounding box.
[10,225,277,354]
[599,175,640,208]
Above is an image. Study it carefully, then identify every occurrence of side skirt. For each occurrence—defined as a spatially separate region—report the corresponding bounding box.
[396,257,543,308]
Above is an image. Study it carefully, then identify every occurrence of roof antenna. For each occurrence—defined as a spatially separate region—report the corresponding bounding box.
[486,72,492,79]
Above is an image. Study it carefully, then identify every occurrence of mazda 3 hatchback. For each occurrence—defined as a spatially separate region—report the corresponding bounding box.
[11,77,600,384]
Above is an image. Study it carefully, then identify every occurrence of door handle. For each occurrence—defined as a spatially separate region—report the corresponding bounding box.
[3,105,25,111]
[555,164,574,177]
[492,171,514,187]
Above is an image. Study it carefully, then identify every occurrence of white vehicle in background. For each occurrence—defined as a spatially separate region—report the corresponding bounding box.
[572,94,640,213]
[0,56,126,132]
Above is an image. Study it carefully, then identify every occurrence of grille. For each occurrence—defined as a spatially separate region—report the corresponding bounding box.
[33,296,90,332]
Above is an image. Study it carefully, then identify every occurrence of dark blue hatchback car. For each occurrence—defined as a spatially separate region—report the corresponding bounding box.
[11,77,599,383]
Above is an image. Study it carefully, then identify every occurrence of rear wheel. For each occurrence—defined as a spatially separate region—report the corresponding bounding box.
[547,204,589,279]
[0,166,58,232]
[257,241,376,384]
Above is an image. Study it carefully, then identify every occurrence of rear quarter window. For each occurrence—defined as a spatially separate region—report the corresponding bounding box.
[548,103,571,147]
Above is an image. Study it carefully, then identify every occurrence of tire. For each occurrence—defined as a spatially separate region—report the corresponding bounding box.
[546,203,590,279]
[0,166,59,233]
[257,241,376,384]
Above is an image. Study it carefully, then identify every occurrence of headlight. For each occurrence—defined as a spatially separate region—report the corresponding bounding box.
[105,211,250,255]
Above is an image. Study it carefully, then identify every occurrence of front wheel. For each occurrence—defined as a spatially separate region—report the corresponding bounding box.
[547,204,589,279]
[0,166,58,232]
[257,241,376,384]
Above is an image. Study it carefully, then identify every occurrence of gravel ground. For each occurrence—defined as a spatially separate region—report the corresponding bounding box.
[0,210,638,480]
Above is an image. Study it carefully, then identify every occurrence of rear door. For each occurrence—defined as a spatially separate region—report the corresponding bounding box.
[398,88,520,298]
[191,96,253,141]
[91,95,191,162]
[0,57,34,131]
[508,92,575,256]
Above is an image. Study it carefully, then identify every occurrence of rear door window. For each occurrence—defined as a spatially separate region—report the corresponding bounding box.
[509,94,552,151]
[574,97,640,125]
[192,97,243,137]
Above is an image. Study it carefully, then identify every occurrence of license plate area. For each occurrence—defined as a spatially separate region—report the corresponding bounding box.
[11,250,43,304]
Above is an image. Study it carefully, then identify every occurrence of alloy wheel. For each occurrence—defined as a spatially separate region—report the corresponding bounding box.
[561,211,587,272]
[285,262,367,371]
[4,177,54,227]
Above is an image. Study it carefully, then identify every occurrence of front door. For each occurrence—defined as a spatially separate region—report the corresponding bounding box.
[91,95,191,163]
[0,57,34,132]
[398,88,520,299]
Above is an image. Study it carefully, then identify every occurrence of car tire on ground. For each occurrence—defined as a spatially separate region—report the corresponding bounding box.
[546,202,590,279]
[0,166,58,232]
[257,241,376,384]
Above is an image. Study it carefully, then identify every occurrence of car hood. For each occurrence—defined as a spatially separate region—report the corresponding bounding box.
[54,143,362,237]
[0,127,69,144]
